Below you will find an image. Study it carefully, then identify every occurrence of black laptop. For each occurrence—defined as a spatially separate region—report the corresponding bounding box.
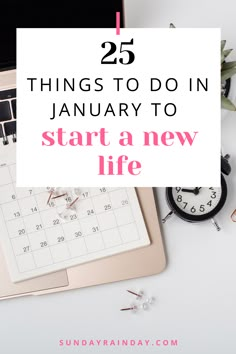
[0,0,124,145]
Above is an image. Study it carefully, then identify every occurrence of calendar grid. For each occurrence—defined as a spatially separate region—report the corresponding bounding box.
[33,190,57,265]
[11,223,144,271]
[125,189,141,242]
[0,162,150,281]
[107,190,123,244]
[88,187,106,250]
[3,200,137,222]
[6,219,136,241]
[9,166,37,271]
[62,217,89,255]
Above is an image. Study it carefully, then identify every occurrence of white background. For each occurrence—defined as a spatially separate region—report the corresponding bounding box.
[17,28,220,187]
[0,1,236,354]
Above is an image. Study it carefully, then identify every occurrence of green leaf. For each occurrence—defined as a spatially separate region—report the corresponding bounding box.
[221,67,236,81]
[221,52,225,64]
[169,23,176,28]
[221,40,226,51]
[222,61,236,70]
[221,95,236,111]
[223,49,233,59]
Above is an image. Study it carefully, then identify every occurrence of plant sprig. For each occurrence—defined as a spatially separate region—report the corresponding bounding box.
[170,24,236,111]
[221,40,236,111]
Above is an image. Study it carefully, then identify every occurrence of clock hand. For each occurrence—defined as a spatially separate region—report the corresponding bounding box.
[181,187,202,195]
[181,188,196,194]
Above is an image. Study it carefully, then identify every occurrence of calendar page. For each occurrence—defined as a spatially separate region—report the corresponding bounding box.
[0,144,150,282]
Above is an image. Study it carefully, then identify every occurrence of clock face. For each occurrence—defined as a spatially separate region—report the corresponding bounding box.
[173,187,222,214]
[166,175,227,222]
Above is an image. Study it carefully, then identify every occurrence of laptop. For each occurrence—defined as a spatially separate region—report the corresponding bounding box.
[0,8,166,299]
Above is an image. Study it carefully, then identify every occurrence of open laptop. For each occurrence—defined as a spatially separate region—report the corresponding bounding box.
[0,35,71,297]
[0,8,166,299]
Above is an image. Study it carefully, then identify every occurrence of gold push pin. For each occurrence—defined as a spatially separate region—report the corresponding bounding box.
[120,305,138,313]
[47,191,53,205]
[67,196,80,209]
[52,193,67,199]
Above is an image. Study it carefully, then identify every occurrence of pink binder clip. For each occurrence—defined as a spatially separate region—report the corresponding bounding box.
[116,12,120,35]
[231,209,236,222]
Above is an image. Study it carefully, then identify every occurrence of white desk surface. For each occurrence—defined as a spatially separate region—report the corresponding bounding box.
[1,1,236,353]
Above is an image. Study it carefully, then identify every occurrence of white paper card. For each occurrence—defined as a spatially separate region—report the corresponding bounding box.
[17,28,221,187]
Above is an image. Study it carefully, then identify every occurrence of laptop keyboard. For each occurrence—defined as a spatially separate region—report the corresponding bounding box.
[0,88,16,145]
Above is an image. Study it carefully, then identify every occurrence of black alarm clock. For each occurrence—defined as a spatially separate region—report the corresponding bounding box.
[162,155,231,231]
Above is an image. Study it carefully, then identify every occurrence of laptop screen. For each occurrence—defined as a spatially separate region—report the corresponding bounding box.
[0,0,124,70]
[0,29,16,70]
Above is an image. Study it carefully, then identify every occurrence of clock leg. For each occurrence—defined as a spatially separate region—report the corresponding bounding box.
[162,210,174,224]
[211,218,221,231]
